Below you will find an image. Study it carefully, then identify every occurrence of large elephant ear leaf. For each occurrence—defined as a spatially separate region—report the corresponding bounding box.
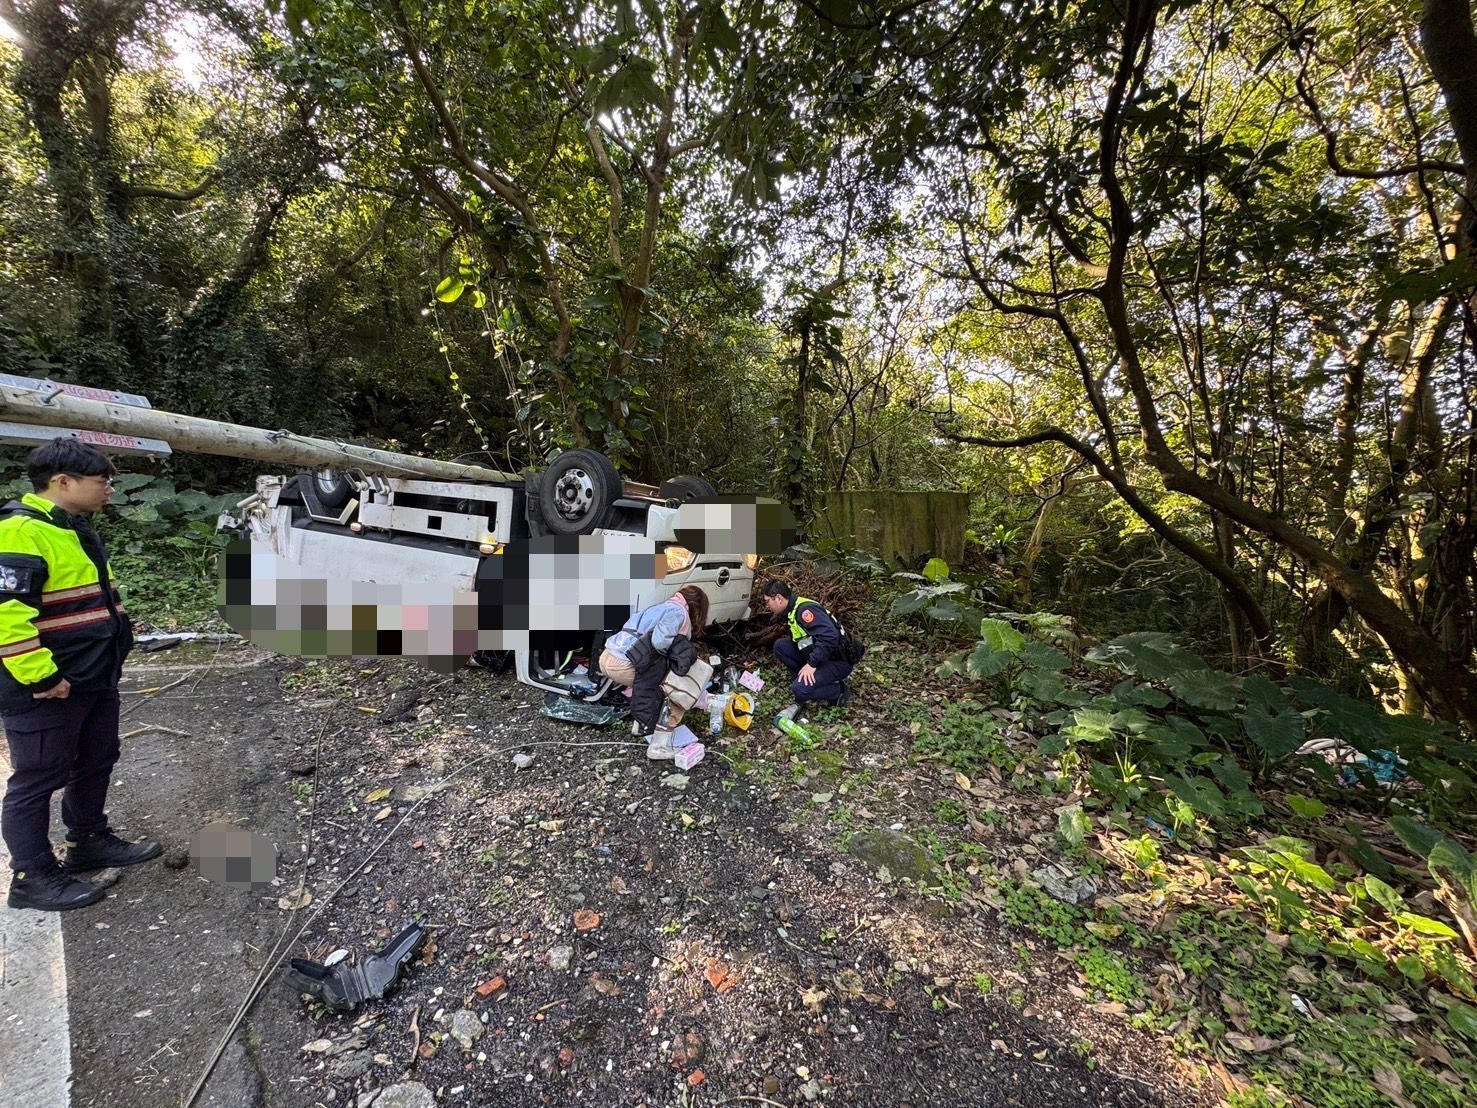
[1389,815,1445,862]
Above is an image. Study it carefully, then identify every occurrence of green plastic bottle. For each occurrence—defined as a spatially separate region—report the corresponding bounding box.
[776,715,815,748]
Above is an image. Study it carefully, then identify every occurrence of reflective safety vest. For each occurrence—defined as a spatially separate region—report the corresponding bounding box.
[0,492,131,713]
[787,596,824,645]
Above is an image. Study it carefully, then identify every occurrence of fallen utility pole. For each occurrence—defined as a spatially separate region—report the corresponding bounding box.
[0,384,518,482]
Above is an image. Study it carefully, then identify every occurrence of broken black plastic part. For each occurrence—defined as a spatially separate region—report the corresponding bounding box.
[285,922,428,1011]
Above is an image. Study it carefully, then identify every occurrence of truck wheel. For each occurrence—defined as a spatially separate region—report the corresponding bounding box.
[539,449,621,534]
[310,468,353,510]
[658,475,717,503]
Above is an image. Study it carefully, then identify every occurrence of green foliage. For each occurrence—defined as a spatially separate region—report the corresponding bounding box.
[1003,881,1087,948]
[1044,632,1475,829]
[932,610,1079,710]
[911,700,1015,775]
[0,467,225,628]
[1058,806,1091,849]
[783,541,887,581]
[934,798,966,824]
[1165,909,1475,1108]
[1390,816,1477,951]
[1077,946,1144,1004]
[921,557,950,583]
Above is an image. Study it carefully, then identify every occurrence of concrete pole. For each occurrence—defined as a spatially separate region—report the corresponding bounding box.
[0,385,520,483]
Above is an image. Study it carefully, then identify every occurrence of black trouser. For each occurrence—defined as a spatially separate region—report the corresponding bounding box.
[2,688,120,873]
[773,639,853,703]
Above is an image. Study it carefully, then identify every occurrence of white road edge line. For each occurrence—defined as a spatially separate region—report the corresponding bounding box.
[0,742,73,1108]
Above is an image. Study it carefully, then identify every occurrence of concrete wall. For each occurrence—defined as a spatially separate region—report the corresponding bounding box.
[813,490,969,568]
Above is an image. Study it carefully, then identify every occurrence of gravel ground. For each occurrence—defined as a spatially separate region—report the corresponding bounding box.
[54,642,1218,1108]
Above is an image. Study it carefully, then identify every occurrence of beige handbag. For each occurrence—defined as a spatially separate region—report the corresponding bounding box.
[661,660,714,710]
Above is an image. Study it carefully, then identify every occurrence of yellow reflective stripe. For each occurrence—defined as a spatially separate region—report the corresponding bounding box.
[42,582,102,604]
[0,636,41,658]
[33,608,113,633]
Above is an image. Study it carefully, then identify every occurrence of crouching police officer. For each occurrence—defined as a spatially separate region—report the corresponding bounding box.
[2,438,160,911]
[762,580,860,715]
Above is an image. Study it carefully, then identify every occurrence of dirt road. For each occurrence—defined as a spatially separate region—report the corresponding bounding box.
[6,642,1214,1107]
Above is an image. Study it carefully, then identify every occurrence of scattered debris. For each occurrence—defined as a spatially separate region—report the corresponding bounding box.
[473,976,507,999]
[1030,863,1099,906]
[450,1009,485,1051]
[277,887,313,911]
[673,742,706,770]
[573,909,601,932]
[704,958,739,992]
[539,692,626,726]
[513,752,536,770]
[355,1080,436,1108]
[548,945,575,971]
[285,922,429,1011]
[401,781,453,804]
[135,632,241,652]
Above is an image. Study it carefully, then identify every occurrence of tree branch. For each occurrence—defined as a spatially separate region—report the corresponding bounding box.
[939,421,1274,645]
[955,221,1123,473]
[123,172,218,202]
[387,0,572,348]
[1294,50,1465,180]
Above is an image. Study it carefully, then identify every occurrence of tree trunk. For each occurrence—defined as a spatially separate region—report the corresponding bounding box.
[1420,0,1477,345]
[784,313,813,527]
[1098,1,1477,729]
[11,1,104,300]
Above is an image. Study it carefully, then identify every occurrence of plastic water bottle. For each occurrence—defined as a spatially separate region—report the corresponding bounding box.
[708,693,731,737]
[776,715,815,748]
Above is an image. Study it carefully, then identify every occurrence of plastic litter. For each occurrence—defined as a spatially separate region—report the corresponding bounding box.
[776,715,815,748]
[285,922,427,1011]
[739,670,764,693]
[540,693,626,727]
[1339,748,1407,786]
[708,692,733,736]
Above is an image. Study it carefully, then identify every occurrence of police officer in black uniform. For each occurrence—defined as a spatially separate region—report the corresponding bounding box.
[1,439,161,911]
[762,580,854,713]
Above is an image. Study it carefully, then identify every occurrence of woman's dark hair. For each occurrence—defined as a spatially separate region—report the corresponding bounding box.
[761,579,794,600]
[677,585,710,636]
[27,437,117,491]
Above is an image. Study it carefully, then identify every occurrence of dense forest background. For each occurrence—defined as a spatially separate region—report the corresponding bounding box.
[1,0,1475,733]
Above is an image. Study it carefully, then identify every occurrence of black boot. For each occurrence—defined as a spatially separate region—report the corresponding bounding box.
[8,866,107,911]
[62,830,163,873]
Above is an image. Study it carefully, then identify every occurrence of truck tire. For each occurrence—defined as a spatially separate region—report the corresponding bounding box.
[658,475,717,503]
[539,449,621,535]
[310,468,353,510]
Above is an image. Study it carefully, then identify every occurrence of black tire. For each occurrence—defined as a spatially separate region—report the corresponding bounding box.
[658,474,717,503]
[309,468,353,511]
[538,449,621,535]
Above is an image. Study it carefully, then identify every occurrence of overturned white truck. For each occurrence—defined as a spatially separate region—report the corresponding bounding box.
[0,381,757,699]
